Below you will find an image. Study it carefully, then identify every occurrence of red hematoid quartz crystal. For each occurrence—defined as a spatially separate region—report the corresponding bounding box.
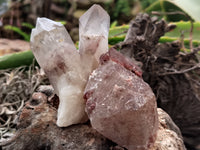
[84,48,158,150]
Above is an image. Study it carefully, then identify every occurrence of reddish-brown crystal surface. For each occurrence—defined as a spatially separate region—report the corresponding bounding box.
[84,49,158,150]
[100,48,142,77]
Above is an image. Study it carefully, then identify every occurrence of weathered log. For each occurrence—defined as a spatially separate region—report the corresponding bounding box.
[118,13,200,150]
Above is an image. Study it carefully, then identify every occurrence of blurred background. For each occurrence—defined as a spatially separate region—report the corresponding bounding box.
[0,1,200,150]
[0,0,195,44]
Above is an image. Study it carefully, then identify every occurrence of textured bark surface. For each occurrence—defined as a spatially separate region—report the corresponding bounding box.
[117,13,200,150]
[1,87,185,150]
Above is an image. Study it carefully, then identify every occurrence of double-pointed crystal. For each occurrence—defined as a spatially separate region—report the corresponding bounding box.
[84,49,158,150]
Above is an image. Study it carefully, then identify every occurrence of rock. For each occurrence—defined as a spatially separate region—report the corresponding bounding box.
[30,4,110,127]
[1,90,186,150]
[152,108,186,150]
[1,92,114,150]
[84,48,158,150]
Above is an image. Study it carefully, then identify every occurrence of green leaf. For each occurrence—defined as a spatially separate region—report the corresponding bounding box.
[140,0,158,10]
[110,21,118,28]
[162,21,200,47]
[145,0,188,21]
[0,50,34,69]
[109,25,129,45]
[108,21,200,47]
[56,20,67,25]
[166,0,200,21]
[1,21,200,69]
[4,25,30,41]
[22,22,34,29]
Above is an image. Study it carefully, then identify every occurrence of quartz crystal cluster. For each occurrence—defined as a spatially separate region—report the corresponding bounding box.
[31,4,158,149]
[84,48,158,150]
[30,5,110,127]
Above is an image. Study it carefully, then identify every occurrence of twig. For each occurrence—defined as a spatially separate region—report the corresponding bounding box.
[151,11,190,19]
[189,21,194,52]
[186,46,200,56]
[158,63,200,76]
[180,31,186,52]
[152,11,194,52]
[0,65,49,141]
[113,30,128,37]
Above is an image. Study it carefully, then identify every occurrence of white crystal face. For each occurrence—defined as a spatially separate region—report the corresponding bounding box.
[30,5,110,127]
[31,18,63,43]
[79,4,110,37]
[79,4,110,73]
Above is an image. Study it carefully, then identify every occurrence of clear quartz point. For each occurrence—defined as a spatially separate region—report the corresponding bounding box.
[30,4,110,127]
[79,4,110,73]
